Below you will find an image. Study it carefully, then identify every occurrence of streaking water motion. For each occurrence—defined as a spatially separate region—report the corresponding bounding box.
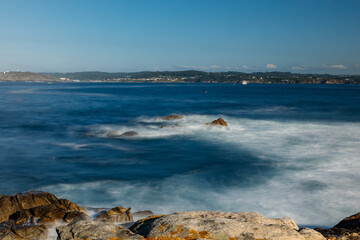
[0,82,359,227]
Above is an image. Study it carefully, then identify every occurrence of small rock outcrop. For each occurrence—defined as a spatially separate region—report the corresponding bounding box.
[108,130,139,138]
[158,115,184,120]
[130,211,325,240]
[133,210,154,219]
[56,220,143,240]
[120,131,139,138]
[205,118,228,127]
[316,212,360,239]
[95,206,133,223]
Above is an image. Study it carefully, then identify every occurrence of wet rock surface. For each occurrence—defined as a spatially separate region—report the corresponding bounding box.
[130,211,325,240]
[56,220,143,240]
[158,114,184,120]
[205,118,228,127]
[1,191,359,239]
[0,224,48,240]
[0,191,88,240]
[95,206,133,223]
[120,131,140,137]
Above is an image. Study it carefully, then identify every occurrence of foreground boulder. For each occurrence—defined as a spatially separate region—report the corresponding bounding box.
[6,198,87,225]
[158,114,184,120]
[316,212,360,239]
[0,191,58,223]
[95,206,133,223]
[205,118,228,127]
[0,224,48,240]
[56,220,143,240]
[130,211,325,240]
[0,191,89,240]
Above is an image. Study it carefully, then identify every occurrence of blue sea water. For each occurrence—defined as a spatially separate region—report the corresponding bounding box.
[0,82,359,227]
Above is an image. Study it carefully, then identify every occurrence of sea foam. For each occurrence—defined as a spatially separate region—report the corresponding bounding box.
[43,114,360,227]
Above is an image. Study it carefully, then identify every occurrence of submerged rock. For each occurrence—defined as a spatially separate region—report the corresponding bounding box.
[95,206,133,223]
[120,131,139,138]
[158,114,184,120]
[56,220,143,240]
[316,212,360,239]
[205,118,228,127]
[160,124,181,129]
[108,130,139,138]
[107,130,121,137]
[130,211,325,240]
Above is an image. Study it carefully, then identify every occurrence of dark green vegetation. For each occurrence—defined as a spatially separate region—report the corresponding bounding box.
[47,71,360,84]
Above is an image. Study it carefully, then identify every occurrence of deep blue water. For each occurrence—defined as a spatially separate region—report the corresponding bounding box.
[0,82,359,227]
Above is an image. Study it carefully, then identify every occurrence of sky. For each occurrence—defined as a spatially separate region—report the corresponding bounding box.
[0,0,359,74]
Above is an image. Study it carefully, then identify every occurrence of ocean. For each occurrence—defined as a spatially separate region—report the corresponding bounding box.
[0,82,359,227]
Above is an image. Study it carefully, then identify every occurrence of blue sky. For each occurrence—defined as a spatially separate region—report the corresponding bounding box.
[0,0,359,74]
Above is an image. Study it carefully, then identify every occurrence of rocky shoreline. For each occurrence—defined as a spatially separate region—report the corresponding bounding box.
[0,191,359,240]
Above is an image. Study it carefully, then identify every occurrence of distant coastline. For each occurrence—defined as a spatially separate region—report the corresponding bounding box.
[1,71,360,84]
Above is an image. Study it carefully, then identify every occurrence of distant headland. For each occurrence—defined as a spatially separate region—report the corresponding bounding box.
[1,71,360,84]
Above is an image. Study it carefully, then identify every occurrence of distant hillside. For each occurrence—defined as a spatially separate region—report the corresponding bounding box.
[46,70,360,84]
[0,72,60,82]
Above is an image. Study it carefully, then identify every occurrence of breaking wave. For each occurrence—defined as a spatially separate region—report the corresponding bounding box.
[43,114,360,227]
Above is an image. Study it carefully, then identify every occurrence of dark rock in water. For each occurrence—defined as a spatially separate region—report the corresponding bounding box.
[316,212,360,239]
[160,125,169,128]
[133,210,154,219]
[205,118,228,127]
[120,131,139,138]
[158,114,184,120]
[95,206,133,223]
[56,220,143,240]
[130,211,325,240]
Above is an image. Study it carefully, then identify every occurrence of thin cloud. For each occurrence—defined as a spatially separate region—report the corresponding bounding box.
[321,64,347,70]
[176,65,221,71]
[242,65,249,70]
[225,65,251,71]
[266,64,277,69]
[292,66,307,71]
